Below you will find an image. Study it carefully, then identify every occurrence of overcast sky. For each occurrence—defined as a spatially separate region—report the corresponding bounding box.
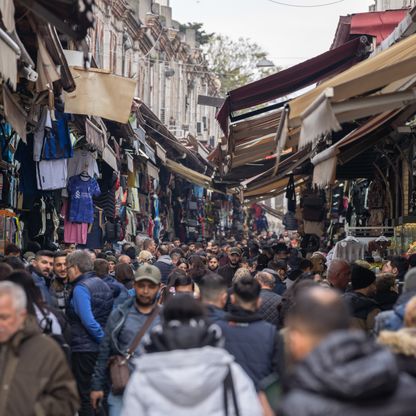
[170,0,374,68]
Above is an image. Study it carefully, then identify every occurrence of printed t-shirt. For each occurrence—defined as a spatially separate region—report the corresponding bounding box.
[68,175,101,224]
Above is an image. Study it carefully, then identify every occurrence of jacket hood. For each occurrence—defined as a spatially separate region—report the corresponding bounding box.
[157,255,172,265]
[134,346,233,406]
[292,330,399,401]
[344,291,378,313]
[378,328,416,357]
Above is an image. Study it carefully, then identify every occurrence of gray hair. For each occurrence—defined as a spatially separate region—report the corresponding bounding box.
[66,250,94,273]
[256,271,275,288]
[404,268,416,293]
[0,281,27,311]
[232,267,252,285]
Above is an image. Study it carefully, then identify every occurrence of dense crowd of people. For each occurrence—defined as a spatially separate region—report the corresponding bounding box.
[1,234,416,415]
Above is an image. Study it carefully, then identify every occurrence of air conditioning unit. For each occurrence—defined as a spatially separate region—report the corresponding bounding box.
[169,128,185,138]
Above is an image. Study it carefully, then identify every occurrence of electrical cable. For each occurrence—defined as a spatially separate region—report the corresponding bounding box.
[265,0,345,7]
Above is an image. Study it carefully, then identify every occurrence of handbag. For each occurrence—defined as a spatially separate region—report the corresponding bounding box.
[109,305,160,395]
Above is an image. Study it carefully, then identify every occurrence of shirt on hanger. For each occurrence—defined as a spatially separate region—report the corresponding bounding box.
[36,159,68,190]
[68,175,101,223]
[67,149,99,178]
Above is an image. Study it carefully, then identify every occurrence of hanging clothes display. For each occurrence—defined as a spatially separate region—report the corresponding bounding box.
[67,149,99,178]
[67,174,101,224]
[333,236,366,263]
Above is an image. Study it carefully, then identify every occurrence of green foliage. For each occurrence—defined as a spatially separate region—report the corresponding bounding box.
[178,22,214,45]
[204,34,278,95]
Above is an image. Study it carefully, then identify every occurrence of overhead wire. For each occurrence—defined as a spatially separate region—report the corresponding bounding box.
[265,0,345,7]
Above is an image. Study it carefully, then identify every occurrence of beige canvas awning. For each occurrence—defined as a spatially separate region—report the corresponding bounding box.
[289,32,416,128]
[64,67,136,123]
[166,158,213,189]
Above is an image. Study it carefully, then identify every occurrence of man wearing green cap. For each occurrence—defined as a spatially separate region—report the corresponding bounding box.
[90,265,162,416]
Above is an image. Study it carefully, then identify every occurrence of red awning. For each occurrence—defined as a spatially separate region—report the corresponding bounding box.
[216,36,369,136]
[332,10,408,49]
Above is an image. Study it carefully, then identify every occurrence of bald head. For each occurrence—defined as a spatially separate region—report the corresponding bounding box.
[118,255,131,265]
[286,286,350,361]
[327,260,351,291]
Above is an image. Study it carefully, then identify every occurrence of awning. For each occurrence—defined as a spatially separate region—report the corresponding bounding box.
[299,87,416,148]
[166,158,213,189]
[216,36,369,136]
[331,10,408,49]
[64,67,136,123]
[289,32,416,128]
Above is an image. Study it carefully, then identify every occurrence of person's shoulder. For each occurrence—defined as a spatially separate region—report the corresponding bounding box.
[279,389,333,416]
[24,332,66,360]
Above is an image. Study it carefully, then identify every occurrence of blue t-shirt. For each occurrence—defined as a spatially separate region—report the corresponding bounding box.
[68,175,101,223]
[42,111,73,160]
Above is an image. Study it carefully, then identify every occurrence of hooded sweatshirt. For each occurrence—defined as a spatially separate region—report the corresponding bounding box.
[121,346,262,416]
[279,330,416,416]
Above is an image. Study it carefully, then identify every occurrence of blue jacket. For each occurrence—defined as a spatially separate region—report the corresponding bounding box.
[154,256,174,285]
[217,306,280,390]
[374,290,416,334]
[102,275,130,308]
[31,269,53,306]
[91,297,161,391]
[205,304,226,323]
[66,271,113,352]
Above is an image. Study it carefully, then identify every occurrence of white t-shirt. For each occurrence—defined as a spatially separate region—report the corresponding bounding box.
[36,159,68,190]
[67,149,99,178]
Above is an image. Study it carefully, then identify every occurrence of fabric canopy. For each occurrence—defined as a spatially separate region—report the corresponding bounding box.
[166,158,213,189]
[289,32,416,128]
[331,10,408,49]
[216,36,369,136]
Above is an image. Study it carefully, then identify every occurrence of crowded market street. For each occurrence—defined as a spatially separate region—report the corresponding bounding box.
[1,0,416,415]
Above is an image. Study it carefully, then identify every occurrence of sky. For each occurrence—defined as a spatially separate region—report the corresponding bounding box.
[169,0,375,69]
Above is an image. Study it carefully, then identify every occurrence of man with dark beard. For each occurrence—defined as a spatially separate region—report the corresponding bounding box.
[90,265,161,416]
[218,247,242,287]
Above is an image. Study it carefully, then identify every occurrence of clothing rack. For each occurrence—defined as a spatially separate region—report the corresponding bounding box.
[345,225,395,238]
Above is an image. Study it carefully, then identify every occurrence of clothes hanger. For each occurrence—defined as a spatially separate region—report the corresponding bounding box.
[80,170,90,180]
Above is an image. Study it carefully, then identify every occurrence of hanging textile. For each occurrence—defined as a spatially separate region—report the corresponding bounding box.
[85,118,105,153]
[2,85,26,140]
[0,0,15,32]
[0,27,19,89]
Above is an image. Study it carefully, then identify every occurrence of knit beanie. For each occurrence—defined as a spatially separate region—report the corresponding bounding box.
[351,264,376,290]
[404,268,416,293]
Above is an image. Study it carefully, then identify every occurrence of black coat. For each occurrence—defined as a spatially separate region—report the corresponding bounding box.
[218,264,239,287]
[217,305,281,389]
[279,331,416,416]
[258,289,281,327]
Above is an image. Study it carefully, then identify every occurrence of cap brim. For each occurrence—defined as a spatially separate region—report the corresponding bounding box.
[134,275,160,285]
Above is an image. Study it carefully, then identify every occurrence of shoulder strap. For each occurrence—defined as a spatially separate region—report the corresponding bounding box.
[223,365,240,416]
[126,305,160,357]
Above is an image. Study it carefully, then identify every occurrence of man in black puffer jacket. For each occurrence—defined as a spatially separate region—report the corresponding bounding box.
[279,286,416,416]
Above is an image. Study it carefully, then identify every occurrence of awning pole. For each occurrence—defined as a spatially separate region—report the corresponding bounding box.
[272,105,289,176]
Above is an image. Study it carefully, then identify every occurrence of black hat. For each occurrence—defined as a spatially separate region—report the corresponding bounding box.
[351,264,376,290]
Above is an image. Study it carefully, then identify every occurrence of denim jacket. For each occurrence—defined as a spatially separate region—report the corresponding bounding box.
[90,297,160,391]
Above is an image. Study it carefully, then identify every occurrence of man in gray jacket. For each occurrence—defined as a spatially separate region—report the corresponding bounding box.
[90,265,162,416]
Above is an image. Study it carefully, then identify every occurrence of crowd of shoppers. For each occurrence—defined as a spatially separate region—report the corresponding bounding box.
[1,235,416,415]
